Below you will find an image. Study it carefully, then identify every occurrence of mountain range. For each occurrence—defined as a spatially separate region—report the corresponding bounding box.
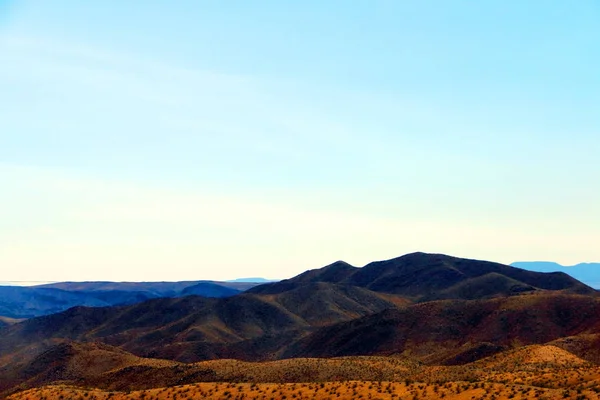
[0,280,260,319]
[512,261,600,288]
[1,252,599,397]
[251,253,593,300]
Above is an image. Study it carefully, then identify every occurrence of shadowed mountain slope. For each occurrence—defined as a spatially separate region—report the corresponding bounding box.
[0,341,179,396]
[250,261,359,295]
[2,291,600,369]
[251,252,596,300]
[284,292,600,364]
[0,283,401,363]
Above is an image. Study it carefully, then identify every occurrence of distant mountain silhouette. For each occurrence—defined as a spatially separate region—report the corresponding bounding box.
[180,282,242,297]
[0,280,259,319]
[7,255,588,321]
[251,252,595,300]
[0,286,113,319]
[512,261,600,288]
[226,277,278,283]
[37,280,256,294]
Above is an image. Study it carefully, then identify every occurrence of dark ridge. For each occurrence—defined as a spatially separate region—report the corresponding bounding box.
[347,252,596,299]
[248,260,358,294]
[250,252,596,300]
[0,280,254,319]
[180,282,241,297]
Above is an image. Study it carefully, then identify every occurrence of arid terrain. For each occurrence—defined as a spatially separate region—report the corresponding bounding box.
[2,253,600,399]
[8,345,600,399]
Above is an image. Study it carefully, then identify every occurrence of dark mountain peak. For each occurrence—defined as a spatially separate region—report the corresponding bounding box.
[362,252,461,271]
[319,260,357,275]
[324,260,353,268]
[397,251,443,260]
[297,260,358,282]
[250,252,595,299]
[247,260,358,295]
[350,252,596,299]
[384,251,473,266]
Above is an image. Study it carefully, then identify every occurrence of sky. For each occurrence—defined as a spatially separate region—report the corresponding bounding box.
[1,0,599,282]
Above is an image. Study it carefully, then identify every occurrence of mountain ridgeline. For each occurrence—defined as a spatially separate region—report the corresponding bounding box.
[0,252,599,396]
[250,252,594,300]
[512,261,600,288]
[0,280,259,319]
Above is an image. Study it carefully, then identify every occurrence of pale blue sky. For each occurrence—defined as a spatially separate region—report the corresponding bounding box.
[1,1,599,281]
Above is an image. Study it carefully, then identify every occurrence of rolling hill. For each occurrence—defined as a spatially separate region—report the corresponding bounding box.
[2,252,600,397]
[4,341,600,399]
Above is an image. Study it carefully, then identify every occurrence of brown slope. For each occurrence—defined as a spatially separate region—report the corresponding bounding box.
[0,341,179,397]
[0,283,401,364]
[550,334,600,364]
[264,282,409,326]
[8,349,600,399]
[284,292,600,364]
[250,252,596,301]
[471,344,591,371]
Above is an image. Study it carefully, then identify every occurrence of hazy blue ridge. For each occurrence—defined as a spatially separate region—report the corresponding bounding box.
[511,262,600,289]
[0,280,254,319]
[226,277,277,283]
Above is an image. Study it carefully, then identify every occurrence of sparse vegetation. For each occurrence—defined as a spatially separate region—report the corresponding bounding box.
[3,254,600,400]
[9,378,600,400]
[6,346,600,400]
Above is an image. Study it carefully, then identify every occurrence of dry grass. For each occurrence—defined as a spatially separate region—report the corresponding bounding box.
[8,380,600,400]
[7,345,600,399]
